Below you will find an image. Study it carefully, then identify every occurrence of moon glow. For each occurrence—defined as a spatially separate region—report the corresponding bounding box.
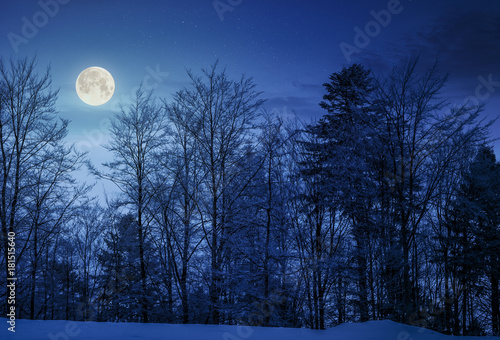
[76,67,115,106]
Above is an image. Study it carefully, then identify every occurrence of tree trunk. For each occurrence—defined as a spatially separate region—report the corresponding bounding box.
[355,222,369,322]
[210,182,219,324]
[444,267,451,333]
[30,223,39,319]
[337,275,344,324]
[318,282,325,330]
[491,274,499,335]
[402,225,411,323]
[137,197,148,323]
[263,208,271,326]
[462,284,467,335]
[166,232,173,322]
[29,259,37,319]
[263,159,272,326]
[181,212,189,324]
[453,278,460,334]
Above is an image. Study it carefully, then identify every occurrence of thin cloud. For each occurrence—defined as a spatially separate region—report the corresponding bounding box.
[353,11,500,82]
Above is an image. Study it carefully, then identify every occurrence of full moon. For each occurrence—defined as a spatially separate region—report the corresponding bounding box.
[76,67,115,106]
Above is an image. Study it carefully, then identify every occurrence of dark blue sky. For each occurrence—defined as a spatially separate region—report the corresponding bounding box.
[1,0,500,172]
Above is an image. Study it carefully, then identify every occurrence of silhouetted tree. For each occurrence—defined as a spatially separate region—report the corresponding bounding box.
[0,56,87,318]
[89,86,167,322]
[165,62,263,323]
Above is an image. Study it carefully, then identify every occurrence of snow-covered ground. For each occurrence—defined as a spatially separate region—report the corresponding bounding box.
[1,318,499,340]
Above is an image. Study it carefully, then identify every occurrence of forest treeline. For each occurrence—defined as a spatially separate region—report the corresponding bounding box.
[0,56,499,336]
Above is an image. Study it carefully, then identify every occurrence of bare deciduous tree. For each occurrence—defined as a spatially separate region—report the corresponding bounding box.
[89,86,167,323]
[168,62,264,323]
[0,57,87,317]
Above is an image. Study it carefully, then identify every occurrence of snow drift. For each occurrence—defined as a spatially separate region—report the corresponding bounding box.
[1,318,499,340]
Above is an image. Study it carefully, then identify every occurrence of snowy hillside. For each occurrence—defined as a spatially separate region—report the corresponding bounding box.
[1,319,499,340]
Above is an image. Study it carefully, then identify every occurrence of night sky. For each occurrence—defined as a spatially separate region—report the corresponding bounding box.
[1,0,500,194]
